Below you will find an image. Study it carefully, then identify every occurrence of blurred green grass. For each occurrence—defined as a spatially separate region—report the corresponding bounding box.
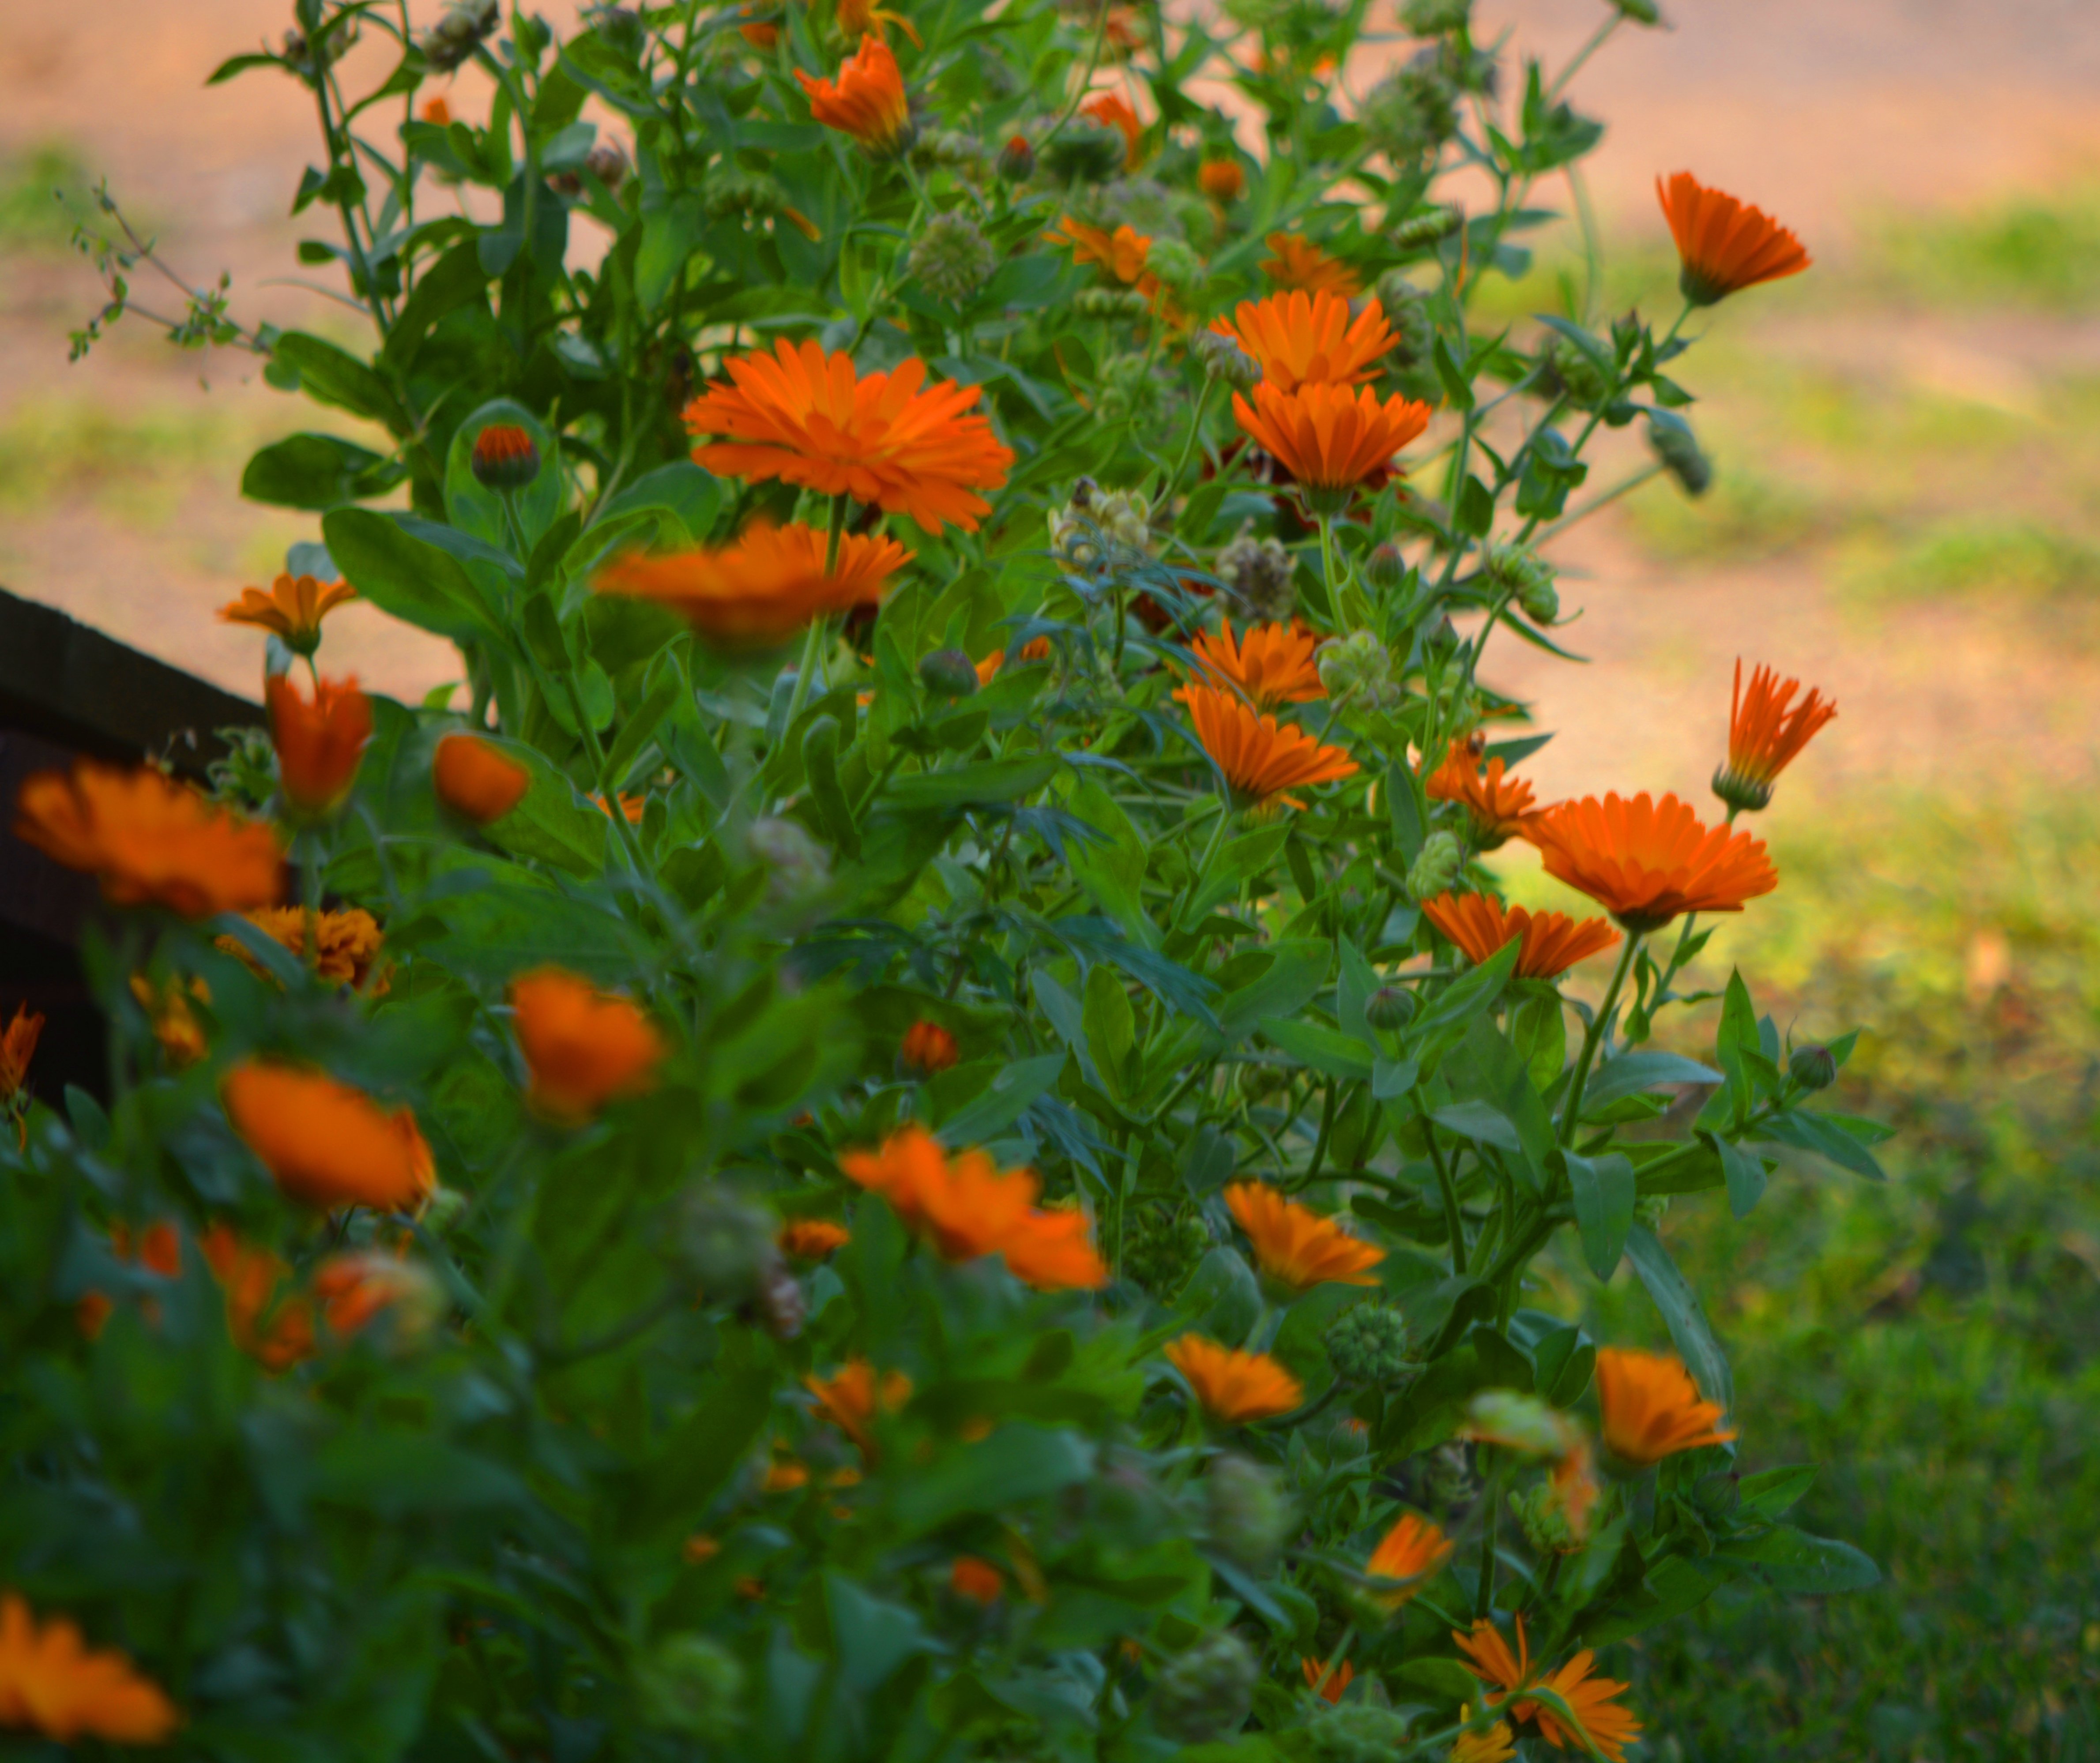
[0,140,97,251]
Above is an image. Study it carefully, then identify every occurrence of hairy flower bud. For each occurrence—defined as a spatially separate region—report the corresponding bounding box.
[1076,286,1151,319]
[635,1634,746,1741]
[1216,523,1295,624]
[1541,331,1611,406]
[702,164,789,218]
[585,4,645,52]
[1647,410,1713,497]
[1425,1440,1476,1508]
[1193,327,1263,392]
[1482,542,1559,624]
[748,816,831,903]
[1789,1044,1838,1091]
[996,133,1037,182]
[1043,117,1127,184]
[1361,62,1459,167]
[423,0,500,72]
[1152,1633,1257,1743]
[1096,354,1165,426]
[1205,1454,1292,1575]
[1373,274,1437,370]
[1366,985,1413,1032]
[1609,0,1663,22]
[1511,1479,1581,1554]
[1363,541,1406,589]
[922,129,986,171]
[919,647,981,698]
[1407,830,1463,900]
[1145,237,1203,291]
[908,210,997,305]
[1310,1704,1415,1763]
[673,1190,781,1308]
[1123,1207,1211,1301]
[1325,1303,1417,1385]
[1402,0,1472,32]
[1634,1193,1671,1230]
[1388,207,1463,255]
[1317,631,1398,708]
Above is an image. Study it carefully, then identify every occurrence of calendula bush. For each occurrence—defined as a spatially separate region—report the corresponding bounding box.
[5,0,1882,1754]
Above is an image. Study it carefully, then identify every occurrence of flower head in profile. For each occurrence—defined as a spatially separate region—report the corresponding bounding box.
[218,906,388,992]
[14,761,282,918]
[779,1219,851,1260]
[1052,215,1152,286]
[1459,1618,1642,1763]
[1713,657,1837,814]
[1301,1657,1354,1703]
[0,1593,181,1743]
[1526,792,1778,933]
[130,975,209,1068]
[1181,683,1359,811]
[0,1005,42,1104]
[510,967,668,1124]
[1199,157,1245,202]
[1261,231,1361,295]
[1450,1710,1517,1763]
[1594,1346,1736,1466]
[1185,618,1325,708]
[796,37,914,156]
[597,521,909,647]
[433,733,530,824]
[685,339,1012,533]
[1366,1511,1454,1606]
[836,0,923,46]
[197,1223,315,1372]
[1211,289,1392,393]
[267,673,371,821]
[1425,740,1543,848]
[1657,171,1810,306]
[222,1061,435,1214]
[1164,1334,1303,1425]
[1225,1182,1383,1290]
[1232,381,1433,514]
[899,1019,960,1075]
[218,573,355,656]
[1080,90,1144,166]
[1421,893,1619,981]
[805,1358,913,1462]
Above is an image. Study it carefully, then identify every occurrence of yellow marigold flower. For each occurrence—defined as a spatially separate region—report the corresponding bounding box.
[1180,682,1359,811]
[795,36,914,156]
[1526,792,1778,934]
[805,1358,912,1462]
[0,1592,180,1743]
[1594,1346,1737,1466]
[433,733,530,824]
[1211,289,1392,393]
[14,762,282,919]
[1366,1511,1454,1606]
[1261,231,1360,295]
[1713,656,1837,815]
[222,1062,436,1214]
[1420,893,1618,982]
[1185,618,1324,708]
[1224,1181,1383,1290]
[510,967,668,1124]
[1657,171,1810,307]
[218,907,388,992]
[217,573,356,656]
[1164,1334,1303,1425]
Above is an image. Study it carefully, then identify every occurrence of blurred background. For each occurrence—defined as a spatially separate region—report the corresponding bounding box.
[2,1,2096,1754]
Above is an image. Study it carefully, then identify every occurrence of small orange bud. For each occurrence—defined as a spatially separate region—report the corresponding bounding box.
[422,96,452,126]
[433,733,530,823]
[683,1534,722,1565]
[950,1556,1003,1604]
[779,1218,851,1260]
[470,423,540,490]
[899,1019,959,1075]
[267,674,371,820]
[1200,157,1245,202]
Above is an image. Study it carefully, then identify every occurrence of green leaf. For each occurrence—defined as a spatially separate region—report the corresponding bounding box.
[1430,1098,1522,1155]
[1212,941,1329,1048]
[1083,966,1137,1104]
[1411,936,1520,1048]
[889,1423,1093,1535]
[474,739,610,877]
[242,432,403,510]
[826,1575,935,1693]
[1258,1016,1374,1083]
[271,331,408,430]
[1582,1049,1723,1110]
[597,460,723,542]
[1507,989,1567,1092]
[1564,1150,1636,1280]
[1736,1464,1817,1522]
[936,1052,1066,1146]
[1720,1526,1880,1594]
[1754,1110,1889,1182]
[1175,1246,1261,1345]
[887,755,1059,810]
[322,507,499,641]
[1395,1658,1480,1704]
[1712,1133,1770,1218]
[1624,1223,1732,1414]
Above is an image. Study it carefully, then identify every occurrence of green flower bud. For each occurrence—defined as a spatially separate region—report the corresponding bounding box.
[748,815,832,903]
[1205,1454,1293,1575]
[672,1189,781,1307]
[1466,1390,1581,1457]
[1510,1480,1580,1555]
[470,425,541,492]
[1387,207,1463,256]
[634,1634,745,1742]
[702,164,789,218]
[585,4,645,54]
[1145,237,1204,291]
[420,1185,470,1235]
[1402,0,1472,32]
[1424,1441,1476,1509]
[423,0,500,72]
[1406,830,1463,901]
[1042,117,1126,184]
[1482,542,1559,625]
[1216,524,1295,624]
[1124,1207,1212,1301]
[1609,0,1663,23]
[1075,286,1150,319]
[1789,1044,1838,1091]
[1361,62,1458,167]
[1151,1633,1257,1743]
[1310,1704,1414,1763]
[919,647,980,698]
[1363,541,1406,589]
[1194,328,1263,391]
[1647,410,1712,497]
[1325,1303,1417,1385]
[1316,631,1398,708]
[908,210,997,305]
[1373,274,1437,367]
[1097,356,1165,428]
[1634,1193,1671,1230]
[996,133,1037,182]
[922,129,986,171]
[1366,985,1413,1032]
[1541,331,1610,406]
[1097,176,1186,243]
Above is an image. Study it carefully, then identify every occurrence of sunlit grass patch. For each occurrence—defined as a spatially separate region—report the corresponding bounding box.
[1834,516,2100,605]
[0,400,246,520]
[0,140,97,251]
[1864,185,2100,312]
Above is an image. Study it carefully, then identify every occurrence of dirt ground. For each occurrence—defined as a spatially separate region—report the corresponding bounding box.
[1,0,2097,805]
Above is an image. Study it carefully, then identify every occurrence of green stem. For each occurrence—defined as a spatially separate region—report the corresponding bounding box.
[1318,514,1341,609]
[823,492,849,575]
[1474,1450,1500,1618]
[1558,931,1643,1146]
[783,614,829,741]
[1166,376,1219,505]
[1545,11,1621,101]
[1532,462,1665,545]
[1419,1091,1468,1274]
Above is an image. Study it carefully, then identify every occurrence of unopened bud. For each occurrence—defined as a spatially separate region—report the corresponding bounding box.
[919,647,981,698]
[1042,117,1126,184]
[752,1259,807,1342]
[1366,985,1412,1032]
[1325,1302,1416,1384]
[1194,328,1263,391]
[1608,0,1662,22]
[423,0,500,71]
[1466,1389,1581,1457]
[908,210,997,305]
[672,1190,780,1308]
[1216,524,1295,624]
[635,1634,745,1742]
[1388,207,1462,255]
[1317,631,1398,707]
[1145,237,1202,290]
[1634,1193,1671,1230]
[1122,1207,1211,1300]
[1788,1044,1838,1091]
[1511,1480,1581,1554]
[1647,410,1712,497]
[1205,1454,1292,1575]
[996,133,1037,182]
[1425,1440,1475,1509]
[1406,830,1463,900]
[1310,1704,1413,1763]
[470,424,540,491]
[1152,1634,1257,1744]
[583,141,630,190]
[1482,542,1558,624]
[747,816,831,903]
[1363,541,1406,588]
[1402,0,1472,32]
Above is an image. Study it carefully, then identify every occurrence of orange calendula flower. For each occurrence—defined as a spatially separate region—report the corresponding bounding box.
[1212,289,1392,394]
[1186,618,1324,709]
[950,1556,1004,1604]
[1531,1652,1642,1762]
[1366,1511,1455,1605]
[510,967,668,1123]
[1181,682,1359,811]
[738,9,781,49]
[130,975,209,1068]
[1450,1711,1518,1763]
[1424,740,1542,848]
[198,1223,316,1372]
[899,1019,960,1075]
[267,673,371,821]
[1526,792,1778,934]
[1657,171,1810,307]
[433,733,530,824]
[1232,380,1433,513]
[218,906,388,992]
[312,1251,443,1345]
[1261,231,1361,296]
[592,792,648,824]
[218,573,356,656]
[686,339,1012,534]
[796,36,914,157]
[763,1459,812,1493]
[1713,657,1837,815]
[1199,157,1245,202]
[1080,90,1144,167]
[222,1062,436,1214]
[1301,1657,1353,1703]
[1052,215,1152,286]
[836,0,923,45]
[0,1592,181,1744]
[1594,1346,1736,1466]
[1164,1334,1302,1425]
[995,1205,1112,1292]
[805,1358,913,1462]
[1421,893,1619,982]
[14,762,282,919]
[598,520,910,647]
[1225,1181,1383,1289]
[0,1004,42,1105]
[780,1219,851,1260]
[973,637,1050,686]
